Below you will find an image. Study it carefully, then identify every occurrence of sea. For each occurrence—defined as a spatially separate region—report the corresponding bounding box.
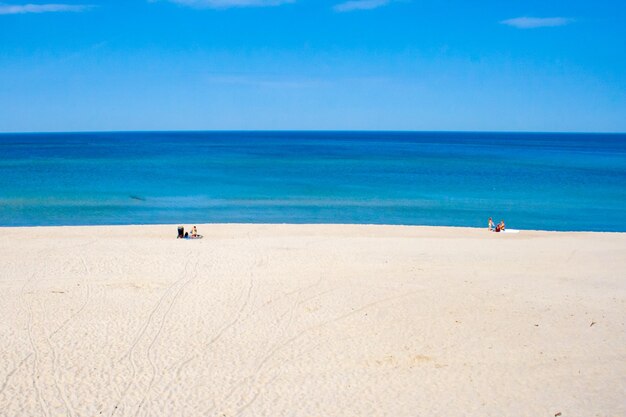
[0,131,625,232]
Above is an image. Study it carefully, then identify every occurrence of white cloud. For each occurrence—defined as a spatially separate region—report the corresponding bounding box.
[500,17,574,29]
[0,3,94,14]
[166,0,294,8]
[333,0,389,12]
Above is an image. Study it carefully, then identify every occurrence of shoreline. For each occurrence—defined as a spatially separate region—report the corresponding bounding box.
[1,222,625,235]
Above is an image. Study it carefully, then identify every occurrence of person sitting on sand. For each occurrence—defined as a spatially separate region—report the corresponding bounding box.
[488,217,495,232]
[177,226,184,239]
[191,226,198,237]
[499,220,506,232]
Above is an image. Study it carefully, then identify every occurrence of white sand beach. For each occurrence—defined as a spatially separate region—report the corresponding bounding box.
[0,224,625,417]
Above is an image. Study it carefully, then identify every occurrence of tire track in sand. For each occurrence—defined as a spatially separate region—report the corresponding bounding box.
[40,298,75,417]
[0,241,95,399]
[20,264,50,417]
[133,256,201,417]
[34,254,93,417]
[225,288,420,415]
[168,276,254,385]
[214,241,333,416]
[111,248,196,417]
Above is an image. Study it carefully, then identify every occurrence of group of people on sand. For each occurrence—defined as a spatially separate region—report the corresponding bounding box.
[177,225,201,239]
[488,217,506,232]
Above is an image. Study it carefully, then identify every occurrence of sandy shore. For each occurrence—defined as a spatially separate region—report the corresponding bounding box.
[0,224,625,417]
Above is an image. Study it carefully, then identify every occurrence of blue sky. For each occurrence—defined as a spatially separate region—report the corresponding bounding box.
[0,0,625,132]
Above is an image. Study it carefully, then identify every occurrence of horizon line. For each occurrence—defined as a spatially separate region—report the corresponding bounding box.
[1,129,625,135]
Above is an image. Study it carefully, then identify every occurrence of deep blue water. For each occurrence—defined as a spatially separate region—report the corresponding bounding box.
[0,131,625,231]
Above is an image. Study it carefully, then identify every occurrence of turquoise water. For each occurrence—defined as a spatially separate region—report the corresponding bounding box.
[0,131,625,231]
